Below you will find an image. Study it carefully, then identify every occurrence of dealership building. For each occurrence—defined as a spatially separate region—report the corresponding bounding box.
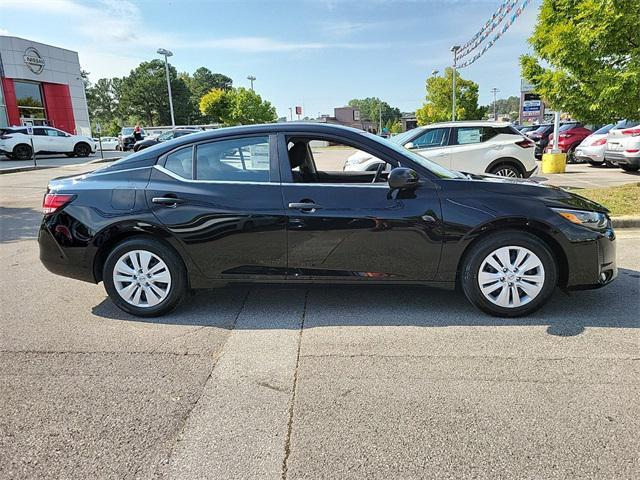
[0,36,90,135]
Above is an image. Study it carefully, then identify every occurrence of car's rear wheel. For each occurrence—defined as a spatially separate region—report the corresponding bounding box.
[620,164,639,172]
[566,146,578,164]
[460,231,558,317]
[73,142,91,157]
[103,237,187,317]
[13,144,33,160]
[489,163,522,178]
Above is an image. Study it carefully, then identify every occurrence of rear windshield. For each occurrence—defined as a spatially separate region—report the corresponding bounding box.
[614,120,640,129]
[559,123,580,131]
[593,124,614,135]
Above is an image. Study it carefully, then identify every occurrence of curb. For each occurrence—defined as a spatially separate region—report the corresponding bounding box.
[611,216,640,229]
[0,157,119,175]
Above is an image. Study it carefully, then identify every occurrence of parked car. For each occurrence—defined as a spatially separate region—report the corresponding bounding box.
[344,121,536,178]
[96,136,119,151]
[0,126,95,160]
[133,128,200,152]
[542,123,593,163]
[604,120,640,172]
[517,125,537,135]
[574,124,615,166]
[38,123,616,318]
[118,127,147,151]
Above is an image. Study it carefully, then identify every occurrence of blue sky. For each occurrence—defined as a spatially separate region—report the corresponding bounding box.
[2,0,541,118]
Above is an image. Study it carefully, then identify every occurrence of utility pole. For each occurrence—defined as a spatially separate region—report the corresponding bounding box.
[491,87,500,121]
[288,107,293,121]
[247,75,256,91]
[157,48,175,127]
[450,45,461,121]
[378,101,382,134]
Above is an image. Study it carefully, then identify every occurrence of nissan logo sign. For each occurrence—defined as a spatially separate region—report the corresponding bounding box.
[23,47,45,75]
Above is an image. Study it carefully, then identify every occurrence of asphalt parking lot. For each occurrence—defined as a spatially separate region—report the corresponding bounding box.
[0,150,128,171]
[0,164,639,479]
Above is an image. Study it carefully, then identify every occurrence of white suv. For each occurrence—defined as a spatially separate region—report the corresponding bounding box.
[345,121,537,178]
[604,119,640,172]
[0,126,96,160]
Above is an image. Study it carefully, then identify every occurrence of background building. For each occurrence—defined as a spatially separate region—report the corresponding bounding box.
[0,36,90,135]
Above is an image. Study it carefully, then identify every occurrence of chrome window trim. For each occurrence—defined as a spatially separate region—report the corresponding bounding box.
[155,165,390,188]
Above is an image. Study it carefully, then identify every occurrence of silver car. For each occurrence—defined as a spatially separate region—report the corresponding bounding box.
[574,124,614,166]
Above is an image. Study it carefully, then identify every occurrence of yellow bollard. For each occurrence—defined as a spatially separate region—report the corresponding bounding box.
[541,152,567,174]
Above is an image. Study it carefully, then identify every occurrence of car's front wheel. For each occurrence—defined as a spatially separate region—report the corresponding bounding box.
[103,237,187,317]
[460,231,558,317]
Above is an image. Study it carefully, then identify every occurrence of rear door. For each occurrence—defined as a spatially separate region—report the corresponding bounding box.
[146,133,288,280]
[448,126,494,172]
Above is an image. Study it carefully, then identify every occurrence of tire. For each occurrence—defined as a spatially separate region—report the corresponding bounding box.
[103,237,187,317]
[460,231,558,317]
[73,142,91,157]
[489,163,523,178]
[566,146,580,164]
[620,164,639,172]
[13,144,33,161]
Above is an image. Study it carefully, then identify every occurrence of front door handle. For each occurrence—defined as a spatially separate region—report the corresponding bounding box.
[288,202,322,212]
[152,196,185,206]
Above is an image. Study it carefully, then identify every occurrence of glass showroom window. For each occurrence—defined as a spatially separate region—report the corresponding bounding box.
[15,81,47,124]
[0,84,8,128]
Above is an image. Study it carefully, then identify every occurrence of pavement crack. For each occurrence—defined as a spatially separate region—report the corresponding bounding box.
[281,288,308,480]
[156,288,251,474]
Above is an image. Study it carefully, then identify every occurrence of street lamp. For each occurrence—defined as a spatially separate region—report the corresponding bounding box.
[491,87,500,120]
[431,69,439,76]
[157,48,175,127]
[450,45,461,121]
[247,75,256,90]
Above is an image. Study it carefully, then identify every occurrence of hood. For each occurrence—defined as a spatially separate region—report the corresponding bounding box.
[460,172,609,213]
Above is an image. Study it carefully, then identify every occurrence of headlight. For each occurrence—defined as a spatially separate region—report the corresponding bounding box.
[551,208,609,230]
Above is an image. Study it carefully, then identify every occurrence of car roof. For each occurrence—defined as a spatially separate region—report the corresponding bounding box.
[420,121,515,129]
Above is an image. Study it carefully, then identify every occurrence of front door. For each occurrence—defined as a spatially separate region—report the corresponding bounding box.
[278,133,442,282]
[146,134,287,280]
[409,126,452,169]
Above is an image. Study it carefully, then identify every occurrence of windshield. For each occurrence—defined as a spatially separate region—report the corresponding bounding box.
[593,124,614,135]
[389,128,421,145]
[363,131,463,179]
[122,128,133,135]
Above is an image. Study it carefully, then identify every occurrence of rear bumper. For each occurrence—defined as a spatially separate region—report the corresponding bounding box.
[604,151,640,167]
[38,221,97,283]
[524,164,538,178]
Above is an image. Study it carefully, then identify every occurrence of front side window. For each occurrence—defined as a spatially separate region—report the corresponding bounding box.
[455,127,482,145]
[196,136,270,182]
[412,128,449,148]
[33,128,47,136]
[164,146,193,179]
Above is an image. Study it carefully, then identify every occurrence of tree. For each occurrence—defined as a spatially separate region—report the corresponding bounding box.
[520,0,640,123]
[200,87,276,126]
[416,68,486,125]
[483,96,520,121]
[86,78,118,126]
[119,60,194,126]
[347,98,401,127]
[181,68,233,123]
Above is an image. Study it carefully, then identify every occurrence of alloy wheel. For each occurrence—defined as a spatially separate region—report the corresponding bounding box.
[477,246,545,308]
[112,250,172,307]
[494,167,520,178]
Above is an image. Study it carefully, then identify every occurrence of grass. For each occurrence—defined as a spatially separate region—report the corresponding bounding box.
[574,182,640,217]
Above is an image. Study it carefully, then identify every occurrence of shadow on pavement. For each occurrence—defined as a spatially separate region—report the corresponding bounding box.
[0,206,42,243]
[91,268,640,337]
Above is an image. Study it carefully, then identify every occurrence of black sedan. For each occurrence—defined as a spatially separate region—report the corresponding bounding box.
[133,128,200,152]
[38,123,616,318]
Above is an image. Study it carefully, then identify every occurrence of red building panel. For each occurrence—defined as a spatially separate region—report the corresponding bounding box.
[42,83,76,134]
[1,78,20,127]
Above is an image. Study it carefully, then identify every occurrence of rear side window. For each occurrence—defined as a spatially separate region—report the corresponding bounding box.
[594,124,614,135]
[196,136,270,182]
[164,146,193,179]
[614,120,640,129]
[456,127,482,145]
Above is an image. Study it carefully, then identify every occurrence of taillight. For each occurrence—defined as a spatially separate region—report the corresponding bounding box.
[559,133,572,138]
[42,193,75,214]
[625,149,640,153]
[622,128,640,136]
[516,138,535,148]
[591,138,607,146]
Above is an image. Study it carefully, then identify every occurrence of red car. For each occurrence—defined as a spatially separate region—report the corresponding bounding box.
[544,123,593,163]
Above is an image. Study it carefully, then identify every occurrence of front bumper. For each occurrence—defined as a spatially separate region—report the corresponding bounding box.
[565,227,617,290]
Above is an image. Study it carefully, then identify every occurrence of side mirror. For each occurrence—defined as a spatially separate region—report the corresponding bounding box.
[405,141,415,149]
[388,167,419,190]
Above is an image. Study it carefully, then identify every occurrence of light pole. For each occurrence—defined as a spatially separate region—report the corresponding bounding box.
[157,48,175,127]
[431,69,439,77]
[491,87,500,121]
[247,75,256,90]
[450,45,461,121]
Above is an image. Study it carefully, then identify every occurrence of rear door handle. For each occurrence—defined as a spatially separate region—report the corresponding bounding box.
[152,196,185,206]
[288,202,322,212]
